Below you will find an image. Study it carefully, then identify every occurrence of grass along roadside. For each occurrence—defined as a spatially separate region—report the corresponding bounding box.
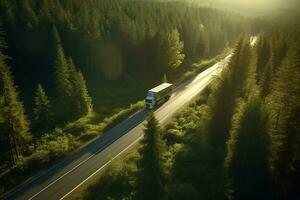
[64,142,140,200]
[0,101,144,197]
[173,48,232,87]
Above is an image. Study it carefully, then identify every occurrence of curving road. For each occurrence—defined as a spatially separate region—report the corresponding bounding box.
[3,54,232,200]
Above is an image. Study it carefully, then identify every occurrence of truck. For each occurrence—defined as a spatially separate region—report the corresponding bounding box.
[145,83,173,109]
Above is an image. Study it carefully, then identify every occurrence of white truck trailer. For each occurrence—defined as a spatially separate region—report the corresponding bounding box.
[145,83,173,109]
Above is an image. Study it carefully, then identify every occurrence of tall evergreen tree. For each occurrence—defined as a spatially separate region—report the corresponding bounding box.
[256,35,271,84]
[267,46,300,198]
[207,38,250,146]
[207,68,235,146]
[165,29,185,69]
[136,112,165,200]
[66,57,93,117]
[53,32,72,109]
[261,53,274,97]
[34,84,53,130]
[0,50,31,164]
[72,70,93,116]
[225,93,272,200]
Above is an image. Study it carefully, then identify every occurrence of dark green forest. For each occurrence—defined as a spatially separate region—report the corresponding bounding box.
[1,0,299,199]
[0,0,251,195]
[74,27,300,200]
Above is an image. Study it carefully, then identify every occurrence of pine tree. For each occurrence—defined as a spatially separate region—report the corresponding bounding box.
[267,46,300,198]
[207,69,235,146]
[67,57,77,86]
[230,38,252,95]
[165,29,185,69]
[53,32,72,108]
[66,57,93,117]
[0,53,31,165]
[34,84,53,130]
[207,38,249,146]
[52,26,61,45]
[20,0,38,28]
[256,35,271,84]
[225,93,272,200]
[261,54,273,97]
[73,70,93,116]
[136,112,165,200]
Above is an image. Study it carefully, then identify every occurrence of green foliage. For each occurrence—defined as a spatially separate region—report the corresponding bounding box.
[0,0,247,89]
[165,29,185,69]
[72,70,93,117]
[256,34,271,83]
[100,101,144,133]
[0,46,31,165]
[39,27,300,200]
[166,93,226,200]
[0,0,274,197]
[136,112,165,200]
[267,45,300,197]
[33,128,70,162]
[207,38,252,146]
[0,100,144,194]
[54,40,72,107]
[34,84,53,130]
[82,158,136,200]
[207,68,235,146]
[55,43,93,119]
[174,54,226,85]
[225,93,272,200]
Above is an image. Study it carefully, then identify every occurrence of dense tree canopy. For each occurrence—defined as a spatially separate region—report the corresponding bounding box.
[136,112,165,200]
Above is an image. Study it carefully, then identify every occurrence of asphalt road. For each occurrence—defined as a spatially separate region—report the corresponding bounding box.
[3,54,232,200]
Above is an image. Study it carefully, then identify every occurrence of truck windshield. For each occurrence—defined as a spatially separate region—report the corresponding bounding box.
[145,99,152,103]
[147,91,155,97]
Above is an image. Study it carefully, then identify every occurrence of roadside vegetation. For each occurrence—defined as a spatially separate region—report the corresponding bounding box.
[0,0,250,195]
[69,25,300,200]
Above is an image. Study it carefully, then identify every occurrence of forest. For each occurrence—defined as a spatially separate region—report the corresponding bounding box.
[69,19,300,200]
[0,0,250,195]
[0,0,299,199]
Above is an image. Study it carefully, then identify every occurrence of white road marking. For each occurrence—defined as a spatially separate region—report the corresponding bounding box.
[59,135,143,200]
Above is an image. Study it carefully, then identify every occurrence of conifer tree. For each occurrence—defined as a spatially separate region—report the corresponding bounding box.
[225,93,272,200]
[52,26,61,45]
[72,70,93,116]
[267,46,300,198]
[261,53,274,97]
[136,112,165,200]
[0,51,31,164]
[256,35,271,84]
[230,38,252,94]
[207,69,234,146]
[165,29,185,69]
[53,31,72,108]
[67,57,77,86]
[66,57,93,116]
[20,0,38,28]
[207,39,248,146]
[34,84,53,129]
